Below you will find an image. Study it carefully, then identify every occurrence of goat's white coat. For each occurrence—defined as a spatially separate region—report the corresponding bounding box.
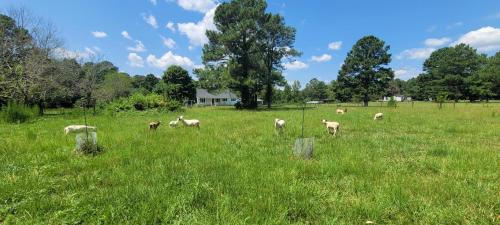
[178,116,200,128]
[64,125,97,135]
[373,113,384,120]
[336,108,347,114]
[169,118,179,127]
[274,118,286,130]
[321,119,340,136]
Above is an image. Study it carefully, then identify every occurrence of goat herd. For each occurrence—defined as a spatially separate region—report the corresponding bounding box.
[63,109,384,137]
[274,108,384,137]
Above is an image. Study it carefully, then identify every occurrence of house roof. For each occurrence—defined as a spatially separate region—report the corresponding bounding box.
[196,89,239,99]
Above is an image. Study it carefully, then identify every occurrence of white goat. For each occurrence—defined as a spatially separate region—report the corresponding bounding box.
[64,125,97,135]
[373,112,384,120]
[274,118,286,132]
[178,116,200,128]
[336,108,347,114]
[321,119,340,136]
[169,118,180,127]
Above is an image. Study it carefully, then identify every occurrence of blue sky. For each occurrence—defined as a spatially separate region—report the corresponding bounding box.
[1,0,500,85]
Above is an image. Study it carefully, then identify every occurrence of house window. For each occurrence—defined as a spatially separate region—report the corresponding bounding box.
[231,98,236,101]
[200,98,205,103]
[222,98,227,102]
[215,99,220,102]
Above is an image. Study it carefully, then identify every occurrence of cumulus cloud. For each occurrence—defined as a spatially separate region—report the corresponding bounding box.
[161,36,176,49]
[283,60,308,70]
[166,21,176,32]
[397,48,435,60]
[394,68,420,80]
[328,41,342,50]
[177,7,216,46]
[424,37,451,47]
[53,47,97,60]
[452,26,500,52]
[127,40,147,52]
[121,31,132,40]
[146,51,195,69]
[177,0,216,13]
[91,31,107,38]
[128,53,144,68]
[143,14,158,29]
[311,54,332,62]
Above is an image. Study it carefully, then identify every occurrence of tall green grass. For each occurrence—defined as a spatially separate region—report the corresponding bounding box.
[1,102,38,123]
[0,102,498,224]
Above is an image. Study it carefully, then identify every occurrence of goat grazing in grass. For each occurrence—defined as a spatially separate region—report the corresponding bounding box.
[64,125,97,135]
[169,118,180,128]
[373,113,384,120]
[178,116,200,128]
[274,118,286,133]
[336,108,347,114]
[149,121,161,131]
[321,119,340,136]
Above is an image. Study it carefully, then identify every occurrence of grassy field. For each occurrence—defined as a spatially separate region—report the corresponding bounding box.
[1,102,499,224]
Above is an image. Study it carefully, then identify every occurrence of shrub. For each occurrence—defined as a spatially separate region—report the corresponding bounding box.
[234,101,242,109]
[76,139,104,156]
[106,93,183,112]
[159,100,183,112]
[1,102,38,123]
[387,96,397,108]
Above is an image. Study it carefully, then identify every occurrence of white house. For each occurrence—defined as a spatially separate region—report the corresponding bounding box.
[383,95,410,102]
[196,89,239,106]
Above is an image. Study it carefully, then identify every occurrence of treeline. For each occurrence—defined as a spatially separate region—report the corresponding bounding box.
[0,9,197,115]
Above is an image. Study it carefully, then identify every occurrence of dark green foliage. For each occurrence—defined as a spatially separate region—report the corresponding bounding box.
[337,36,394,106]
[106,93,182,113]
[302,78,328,101]
[132,74,159,93]
[422,44,482,101]
[162,66,195,101]
[1,102,38,123]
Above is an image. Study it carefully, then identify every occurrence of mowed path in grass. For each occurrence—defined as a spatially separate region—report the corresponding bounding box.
[1,102,499,224]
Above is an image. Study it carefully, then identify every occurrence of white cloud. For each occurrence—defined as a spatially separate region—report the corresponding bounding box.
[310,54,332,62]
[150,0,157,5]
[53,47,96,60]
[177,7,216,46]
[146,51,195,69]
[397,48,435,60]
[452,26,500,52]
[143,14,158,29]
[121,31,132,40]
[177,0,216,13]
[127,40,147,52]
[394,69,408,77]
[166,21,176,32]
[328,41,342,50]
[91,31,107,38]
[161,36,176,49]
[128,53,144,68]
[283,60,308,70]
[394,68,420,80]
[424,37,451,47]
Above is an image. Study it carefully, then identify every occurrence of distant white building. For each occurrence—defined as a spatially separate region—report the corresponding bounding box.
[196,89,239,106]
[383,95,410,102]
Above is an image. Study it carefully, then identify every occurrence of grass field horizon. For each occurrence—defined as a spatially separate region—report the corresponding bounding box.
[1,102,499,224]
